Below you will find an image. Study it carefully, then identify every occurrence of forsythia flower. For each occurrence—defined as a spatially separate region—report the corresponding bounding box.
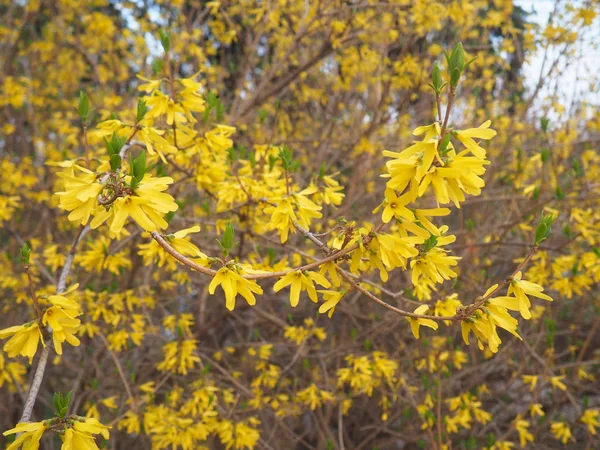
[273,270,331,307]
[514,415,534,447]
[507,271,553,319]
[208,266,264,311]
[42,307,81,355]
[157,339,202,375]
[62,417,111,450]
[550,375,567,391]
[318,290,346,318]
[407,305,438,338]
[453,120,497,158]
[0,322,45,363]
[100,176,179,234]
[3,421,47,450]
[550,421,574,444]
[380,188,414,223]
[55,165,103,225]
[581,409,600,435]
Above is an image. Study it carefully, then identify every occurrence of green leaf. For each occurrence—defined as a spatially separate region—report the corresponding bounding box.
[105,133,126,158]
[431,62,443,93]
[158,29,171,53]
[109,154,122,172]
[78,91,90,123]
[221,222,235,252]
[318,162,326,179]
[53,393,61,415]
[20,243,31,264]
[535,222,548,245]
[131,150,147,186]
[540,147,550,164]
[439,133,452,155]
[152,58,164,76]
[136,98,148,122]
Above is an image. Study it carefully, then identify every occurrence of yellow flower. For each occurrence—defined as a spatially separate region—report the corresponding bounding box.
[406,305,438,338]
[136,74,162,92]
[73,417,110,439]
[101,396,119,410]
[98,176,178,234]
[581,409,600,435]
[0,322,45,363]
[273,270,331,307]
[264,198,296,243]
[208,266,263,311]
[167,226,207,258]
[514,415,534,447]
[157,339,201,375]
[145,90,186,125]
[318,290,346,318]
[550,421,574,444]
[522,375,538,391]
[550,375,567,391]
[410,247,459,286]
[508,271,553,319]
[490,441,514,450]
[138,126,178,163]
[454,120,497,158]
[42,307,81,355]
[530,403,544,417]
[461,314,502,353]
[380,188,414,223]
[55,165,104,226]
[486,298,522,339]
[2,420,47,450]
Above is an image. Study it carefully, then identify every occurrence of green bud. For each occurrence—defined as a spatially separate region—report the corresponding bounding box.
[432,63,442,90]
[540,147,550,164]
[78,91,90,123]
[447,42,467,87]
[450,43,465,71]
[20,243,31,264]
[534,212,556,245]
[158,29,171,53]
[217,222,238,257]
[450,67,462,88]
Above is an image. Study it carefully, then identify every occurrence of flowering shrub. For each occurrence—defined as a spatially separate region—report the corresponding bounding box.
[1,1,600,449]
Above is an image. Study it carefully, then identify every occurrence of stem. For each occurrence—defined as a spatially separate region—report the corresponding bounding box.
[440,87,455,140]
[25,266,43,322]
[19,347,49,423]
[83,125,90,169]
[18,225,90,424]
[436,372,443,448]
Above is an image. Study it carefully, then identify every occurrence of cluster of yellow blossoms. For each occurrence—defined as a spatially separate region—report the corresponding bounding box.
[3,14,600,447]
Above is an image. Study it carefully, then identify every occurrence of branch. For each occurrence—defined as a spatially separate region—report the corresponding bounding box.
[19,225,90,424]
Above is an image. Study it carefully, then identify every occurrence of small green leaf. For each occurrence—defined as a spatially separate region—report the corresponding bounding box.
[20,243,31,264]
[78,91,90,123]
[158,29,171,53]
[431,62,443,94]
[540,147,550,164]
[109,154,122,172]
[152,58,164,76]
[136,98,148,122]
